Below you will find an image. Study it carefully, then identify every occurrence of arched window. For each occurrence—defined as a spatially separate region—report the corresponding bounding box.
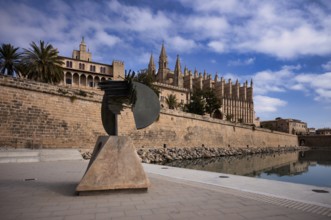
[79,63,85,70]
[65,72,72,85]
[90,65,96,72]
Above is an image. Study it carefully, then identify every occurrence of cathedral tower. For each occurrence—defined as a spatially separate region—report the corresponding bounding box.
[157,42,168,83]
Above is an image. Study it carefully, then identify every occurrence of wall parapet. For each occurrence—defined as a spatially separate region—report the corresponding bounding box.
[0,75,103,103]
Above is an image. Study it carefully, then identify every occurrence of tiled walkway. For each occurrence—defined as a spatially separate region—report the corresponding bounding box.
[0,161,330,220]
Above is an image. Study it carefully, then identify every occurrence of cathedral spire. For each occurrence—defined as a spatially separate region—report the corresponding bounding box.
[174,55,181,74]
[157,42,168,83]
[159,42,168,68]
[174,54,183,87]
[147,53,156,77]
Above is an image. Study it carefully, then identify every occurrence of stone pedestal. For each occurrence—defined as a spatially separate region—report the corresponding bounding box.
[76,136,150,194]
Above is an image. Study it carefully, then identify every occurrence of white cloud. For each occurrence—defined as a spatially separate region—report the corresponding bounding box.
[1,0,331,73]
[92,31,121,48]
[185,15,229,39]
[228,57,255,66]
[208,41,226,53]
[294,72,331,102]
[322,61,331,71]
[179,0,247,15]
[254,95,287,113]
[168,36,197,52]
[253,66,294,95]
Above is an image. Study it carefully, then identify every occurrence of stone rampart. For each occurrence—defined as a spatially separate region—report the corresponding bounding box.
[0,75,105,148]
[118,108,298,149]
[0,76,298,149]
[298,135,331,148]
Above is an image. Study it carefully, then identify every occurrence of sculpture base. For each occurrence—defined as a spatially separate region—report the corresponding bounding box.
[76,136,150,195]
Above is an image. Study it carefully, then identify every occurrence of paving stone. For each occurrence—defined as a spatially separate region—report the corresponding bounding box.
[0,160,330,220]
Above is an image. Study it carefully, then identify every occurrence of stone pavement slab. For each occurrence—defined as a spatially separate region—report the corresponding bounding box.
[143,163,331,208]
[0,160,330,220]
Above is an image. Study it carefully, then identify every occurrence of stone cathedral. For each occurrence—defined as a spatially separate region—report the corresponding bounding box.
[147,43,255,124]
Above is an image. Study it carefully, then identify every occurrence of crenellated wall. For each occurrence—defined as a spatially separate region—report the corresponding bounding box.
[0,76,298,149]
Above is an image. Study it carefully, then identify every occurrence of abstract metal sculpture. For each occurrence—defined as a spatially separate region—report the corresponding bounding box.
[76,79,160,195]
[99,80,160,135]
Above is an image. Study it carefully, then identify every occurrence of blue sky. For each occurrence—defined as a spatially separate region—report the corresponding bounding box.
[1,0,331,128]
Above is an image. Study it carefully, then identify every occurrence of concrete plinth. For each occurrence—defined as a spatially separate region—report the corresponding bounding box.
[76,136,150,194]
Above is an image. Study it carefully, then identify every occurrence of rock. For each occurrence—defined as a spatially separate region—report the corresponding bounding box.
[135,145,309,164]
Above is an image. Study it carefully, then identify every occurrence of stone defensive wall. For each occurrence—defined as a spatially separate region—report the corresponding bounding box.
[0,76,298,149]
[298,135,331,148]
[118,108,298,149]
[0,75,105,148]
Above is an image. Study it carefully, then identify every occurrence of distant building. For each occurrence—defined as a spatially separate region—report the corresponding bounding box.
[147,43,255,124]
[316,128,331,135]
[260,117,308,135]
[59,37,124,89]
[308,128,316,135]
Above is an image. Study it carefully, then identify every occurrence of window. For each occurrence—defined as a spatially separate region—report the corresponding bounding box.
[79,63,85,70]
[89,82,94,87]
[100,67,106,73]
[66,61,72,68]
[66,78,72,85]
[90,65,96,72]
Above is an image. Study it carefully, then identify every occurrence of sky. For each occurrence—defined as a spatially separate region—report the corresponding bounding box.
[1,0,331,128]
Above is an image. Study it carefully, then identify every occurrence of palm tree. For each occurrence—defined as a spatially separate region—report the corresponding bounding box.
[0,43,21,77]
[21,41,64,84]
[165,94,178,109]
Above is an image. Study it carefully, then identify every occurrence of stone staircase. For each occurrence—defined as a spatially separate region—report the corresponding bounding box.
[0,149,83,163]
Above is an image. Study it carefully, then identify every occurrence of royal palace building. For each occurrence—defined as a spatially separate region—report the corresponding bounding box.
[59,38,124,88]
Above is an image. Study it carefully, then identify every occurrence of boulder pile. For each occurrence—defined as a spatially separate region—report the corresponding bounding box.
[81,145,308,163]
[136,146,307,163]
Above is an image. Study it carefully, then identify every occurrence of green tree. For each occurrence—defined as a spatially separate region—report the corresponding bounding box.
[185,89,221,116]
[165,94,178,109]
[185,89,206,115]
[21,41,64,84]
[0,43,22,77]
[203,88,221,115]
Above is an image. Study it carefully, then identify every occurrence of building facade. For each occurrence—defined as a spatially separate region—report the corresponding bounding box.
[316,128,331,135]
[147,43,255,124]
[260,117,308,135]
[60,38,124,89]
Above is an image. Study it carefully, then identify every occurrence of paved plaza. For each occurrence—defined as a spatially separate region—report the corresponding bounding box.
[0,160,330,220]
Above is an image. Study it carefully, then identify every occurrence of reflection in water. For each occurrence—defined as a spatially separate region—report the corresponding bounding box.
[162,149,331,187]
